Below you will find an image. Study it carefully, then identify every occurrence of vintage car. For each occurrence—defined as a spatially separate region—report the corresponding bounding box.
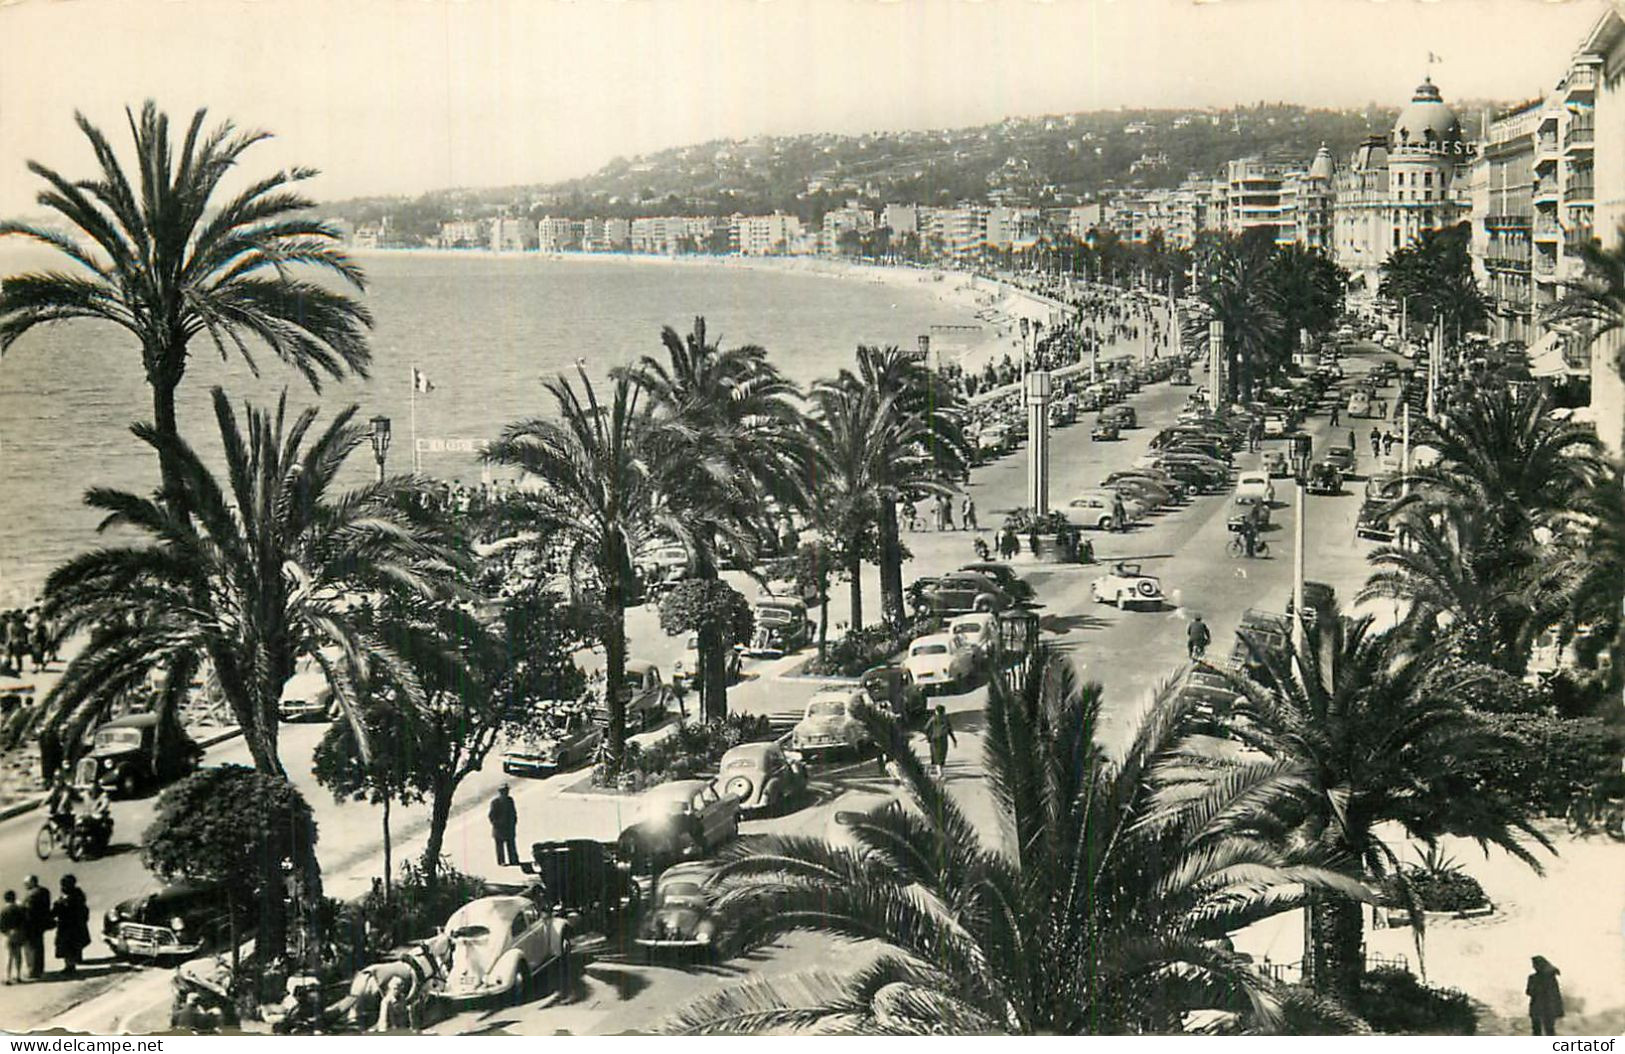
[634,861,726,954]
[616,778,741,873]
[859,663,928,723]
[945,612,998,665]
[637,543,691,598]
[1356,497,1397,542]
[955,562,1036,605]
[440,895,570,1004]
[1090,562,1166,610]
[1171,367,1192,385]
[1090,421,1121,442]
[1306,462,1343,496]
[1065,489,1147,531]
[746,597,815,658]
[1078,388,1103,412]
[104,880,253,962]
[278,653,338,722]
[903,632,978,695]
[521,839,642,940]
[1323,445,1358,477]
[790,686,873,758]
[1103,469,1188,504]
[502,708,602,778]
[917,572,1012,615]
[74,713,202,799]
[823,792,915,860]
[672,636,743,693]
[718,741,808,814]
[1263,451,1290,478]
[1234,472,1276,505]
[1102,476,1173,512]
[977,424,1013,456]
[1099,405,1137,430]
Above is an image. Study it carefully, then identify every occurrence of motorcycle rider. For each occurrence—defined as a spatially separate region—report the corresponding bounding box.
[1187,615,1211,661]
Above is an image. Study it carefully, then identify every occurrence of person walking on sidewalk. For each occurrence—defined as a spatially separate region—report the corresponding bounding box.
[21,877,50,980]
[1329,402,1340,427]
[1526,956,1564,1035]
[962,496,977,531]
[488,785,519,867]
[924,705,957,780]
[1369,427,1382,459]
[51,875,89,977]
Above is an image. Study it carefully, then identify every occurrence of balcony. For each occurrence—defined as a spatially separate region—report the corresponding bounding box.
[1486,255,1532,274]
[1565,122,1595,155]
[1565,65,1598,101]
[1533,179,1559,204]
[1565,180,1595,204]
[1536,133,1560,157]
[1484,214,1531,231]
[1533,219,1562,242]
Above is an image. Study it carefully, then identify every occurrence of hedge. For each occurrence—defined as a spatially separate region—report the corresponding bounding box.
[1467,712,1625,815]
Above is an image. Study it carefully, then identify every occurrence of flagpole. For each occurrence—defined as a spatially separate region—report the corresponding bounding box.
[410,365,419,475]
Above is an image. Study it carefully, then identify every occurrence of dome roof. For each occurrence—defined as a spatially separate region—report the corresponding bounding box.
[1308,144,1334,180]
[1390,77,1463,152]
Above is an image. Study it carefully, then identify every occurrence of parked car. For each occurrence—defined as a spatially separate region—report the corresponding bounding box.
[745,597,815,658]
[918,572,1012,614]
[503,708,603,778]
[104,880,253,961]
[616,778,741,873]
[945,612,999,665]
[977,424,1013,455]
[634,861,726,954]
[440,895,570,1004]
[790,686,873,759]
[1065,489,1146,531]
[1234,472,1276,505]
[1090,421,1121,442]
[1261,413,1288,438]
[1356,497,1397,542]
[1171,367,1192,385]
[672,636,742,693]
[859,663,927,724]
[903,632,978,695]
[1100,405,1137,430]
[823,792,914,860]
[956,562,1036,604]
[718,741,808,815]
[521,839,641,941]
[1090,562,1166,610]
[278,653,338,722]
[74,713,202,799]
[1103,469,1188,503]
[637,543,690,598]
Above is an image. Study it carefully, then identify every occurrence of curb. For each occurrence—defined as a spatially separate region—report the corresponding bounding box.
[0,726,243,823]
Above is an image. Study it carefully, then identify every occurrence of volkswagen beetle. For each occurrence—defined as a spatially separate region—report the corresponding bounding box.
[717,741,808,815]
[439,895,570,1005]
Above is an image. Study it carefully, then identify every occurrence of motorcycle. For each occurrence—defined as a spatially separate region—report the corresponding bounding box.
[34,811,113,861]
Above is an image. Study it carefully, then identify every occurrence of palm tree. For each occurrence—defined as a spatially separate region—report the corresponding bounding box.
[1378,223,1486,344]
[820,345,967,628]
[1269,245,1347,355]
[484,367,691,771]
[1206,615,1551,999]
[0,102,372,503]
[31,388,460,778]
[666,649,1366,1035]
[1185,230,1283,403]
[624,318,806,719]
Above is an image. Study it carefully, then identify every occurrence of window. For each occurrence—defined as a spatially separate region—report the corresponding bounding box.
[1424,171,1433,187]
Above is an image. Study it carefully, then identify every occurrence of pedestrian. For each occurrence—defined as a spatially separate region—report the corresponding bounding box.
[924,705,957,780]
[488,785,519,867]
[0,891,25,984]
[1111,492,1128,533]
[941,495,955,531]
[1382,430,1395,457]
[1526,955,1564,1036]
[962,496,977,531]
[21,876,50,980]
[1329,402,1340,427]
[1369,427,1382,459]
[1348,429,1357,454]
[51,876,89,977]
[1187,615,1211,661]
[1000,526,1020,561]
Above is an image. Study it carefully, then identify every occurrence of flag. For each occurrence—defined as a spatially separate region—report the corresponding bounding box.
[412,368,434,394]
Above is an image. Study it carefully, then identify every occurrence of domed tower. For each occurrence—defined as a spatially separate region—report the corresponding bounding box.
[1308,143,1335,182]
[1386,77,1471,249]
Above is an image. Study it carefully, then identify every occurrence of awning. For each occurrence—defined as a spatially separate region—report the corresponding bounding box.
[1528,330,1569,377]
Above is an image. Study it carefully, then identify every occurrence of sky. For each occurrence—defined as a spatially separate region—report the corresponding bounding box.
[0,0,1612,213]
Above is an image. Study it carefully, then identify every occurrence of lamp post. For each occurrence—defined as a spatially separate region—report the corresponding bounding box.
[369,415,392,483]
[1026,369,1052,515]
[1289,431,1312,658]
[1208,320,1224,413]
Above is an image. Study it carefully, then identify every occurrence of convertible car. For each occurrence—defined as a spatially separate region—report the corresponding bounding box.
[1090,562,1166,610]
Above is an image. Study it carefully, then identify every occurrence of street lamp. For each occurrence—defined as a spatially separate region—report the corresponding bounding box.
[1289,432,1312,658]
[369,414,392,483]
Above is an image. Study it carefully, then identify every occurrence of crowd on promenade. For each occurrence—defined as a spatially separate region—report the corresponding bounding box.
[1,608,58,679]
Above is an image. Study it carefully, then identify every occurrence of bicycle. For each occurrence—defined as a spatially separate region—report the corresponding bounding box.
[1226,535,1269,559]
[1563,784,1625,840]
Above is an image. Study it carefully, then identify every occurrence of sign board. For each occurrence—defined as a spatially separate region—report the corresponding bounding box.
[415,437,488,454]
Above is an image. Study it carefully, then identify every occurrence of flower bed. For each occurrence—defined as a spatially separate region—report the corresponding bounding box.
[590,713,775,791]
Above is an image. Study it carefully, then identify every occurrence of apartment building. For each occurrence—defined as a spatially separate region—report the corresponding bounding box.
[821,206,875,253]
[1472,101,1540,343]
[732,213,803,256]
[537,216,577,253]
[489,217,536,252]
[882,203,919,237]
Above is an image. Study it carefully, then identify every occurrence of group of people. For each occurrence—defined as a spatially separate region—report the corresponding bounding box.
[0,874,90,983]
[2,606,56,677]
[905,494,977,533]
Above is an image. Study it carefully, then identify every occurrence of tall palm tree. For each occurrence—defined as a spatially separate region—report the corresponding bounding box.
[0,101,372,503]
[31,388,460,778]
[1184,230,1283,403]
[1378,223,1486,344]
[484,367,692,770]
[1205,615,1551,999]
[624,318,806,719]
[820,345,966,627]
[667,649,1366,1035]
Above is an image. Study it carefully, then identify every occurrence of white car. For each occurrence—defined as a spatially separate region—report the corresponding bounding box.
[1090,562,1166,610]
[278,652,339,722]
[1235,472,1275,504]
[440,895,570,1004]
[945,613,998,664]
[1065,489,1147,530]
[903,632,978,695]
[790,687,872,758]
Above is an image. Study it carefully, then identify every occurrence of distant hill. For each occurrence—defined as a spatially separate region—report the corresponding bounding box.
[322,101,1459,238]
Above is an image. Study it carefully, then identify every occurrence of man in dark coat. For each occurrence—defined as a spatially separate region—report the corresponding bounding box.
[51,875,90,976]
[21,876,50,980]
[1526,955,1564,1035]
[488,785,519,866]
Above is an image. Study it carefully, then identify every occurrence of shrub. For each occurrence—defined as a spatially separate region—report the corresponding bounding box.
[1001,509,1070,535]
[1464,712,1625,815]
[351,856,487,962]
[803,616,940,678]
[1352,968,1477,1035]
[590,714,775,789]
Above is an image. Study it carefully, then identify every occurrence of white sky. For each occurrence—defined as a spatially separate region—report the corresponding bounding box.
[0,0,1611,213]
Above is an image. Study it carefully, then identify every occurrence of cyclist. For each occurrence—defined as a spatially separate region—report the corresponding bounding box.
[1239,515,1261,558]
[1187,615,1211,661]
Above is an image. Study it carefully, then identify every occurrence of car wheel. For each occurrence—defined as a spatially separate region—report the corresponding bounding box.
[509,958,531,1005]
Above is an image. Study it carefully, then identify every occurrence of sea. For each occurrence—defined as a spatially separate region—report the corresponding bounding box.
[0,249,975,607]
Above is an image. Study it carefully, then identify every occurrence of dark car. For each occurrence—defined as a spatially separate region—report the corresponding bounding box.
[1100,406,1137,430]
[616,779,741,875]
[745,598,815,658]
[918,572,1012,615]
[1356,497,1397,542]
[859,662,928,723]
[74,713,202,799]
[634,861,726,955]
[502,708,604,778]
[622,660,677,731]
[955,562,1036,605]
[521,839,642,941]
[104,880,254,961]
